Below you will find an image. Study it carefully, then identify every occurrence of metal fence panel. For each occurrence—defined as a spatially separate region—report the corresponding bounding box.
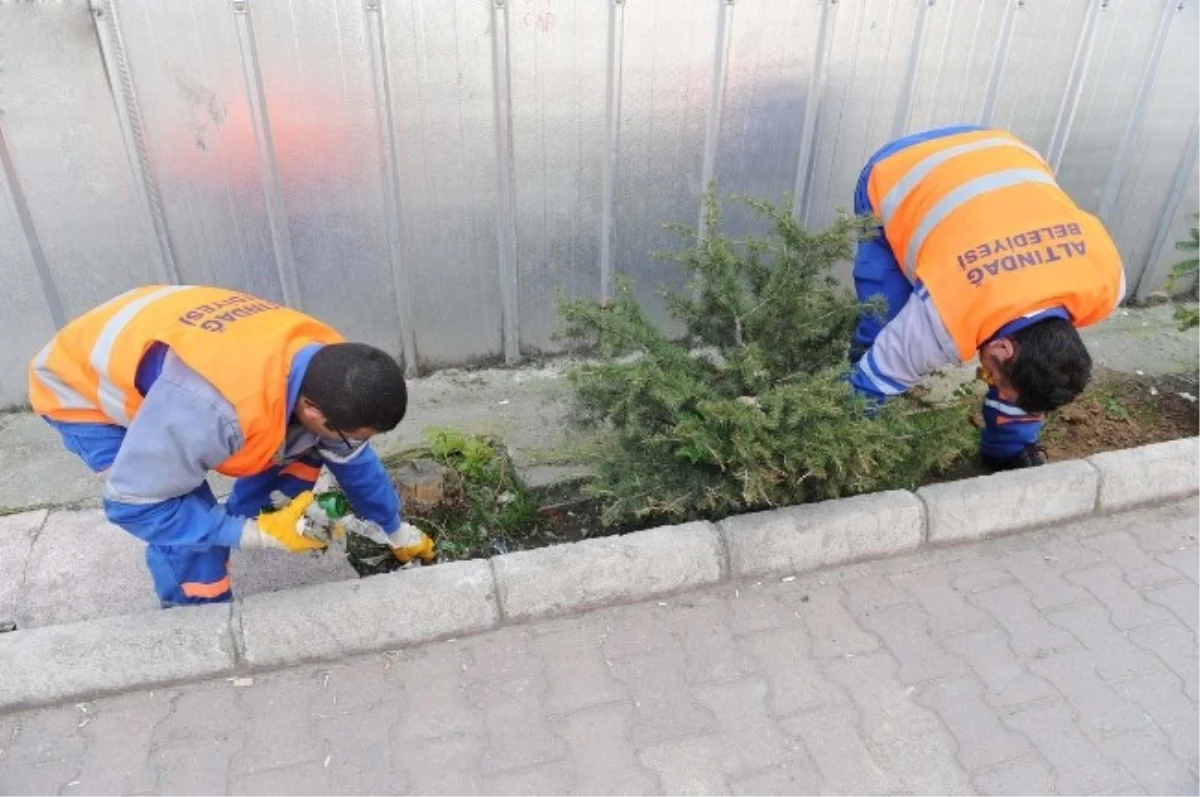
[614,0,717,331]
[714,0,823,238]
[381,0,505,368]
[1108,0,1200,295]
[0,2,159,318]
[0,155,58,407]
[906,0,1008,134]
[987,0,1092,153]
[247,0,408,355]
[114,0,285,302]
[805,0,923,240]
[1055,0,1168,211]
[509,0,607,354]
[0,0,1196,406]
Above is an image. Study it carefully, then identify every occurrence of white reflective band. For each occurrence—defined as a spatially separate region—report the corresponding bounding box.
[90,285,190,426]
[903,168,1058,276]
[31,341,92,410]
[984,398,1027,417]
[879,136,1042,224]
[858,357,904,396]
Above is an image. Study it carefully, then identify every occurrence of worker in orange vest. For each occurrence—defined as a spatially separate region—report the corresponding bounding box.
[29,286,433,607]
[847,126,1125,470]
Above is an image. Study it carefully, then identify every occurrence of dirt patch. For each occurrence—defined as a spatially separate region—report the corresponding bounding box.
[1040,369,1198,459]
[929,368,1198,483]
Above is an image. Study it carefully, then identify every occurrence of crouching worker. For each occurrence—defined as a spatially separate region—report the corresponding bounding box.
[847,125,1125,470]
[29,285,434,607]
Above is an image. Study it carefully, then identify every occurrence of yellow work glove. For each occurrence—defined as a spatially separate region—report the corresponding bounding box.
[240,491,328,553]
[387,521,436,564]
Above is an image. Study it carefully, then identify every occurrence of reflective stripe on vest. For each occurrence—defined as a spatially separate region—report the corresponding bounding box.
[878,135,1042,225]
[31,341,91,412]
[902,168,1058,278]
[90,285,191,425]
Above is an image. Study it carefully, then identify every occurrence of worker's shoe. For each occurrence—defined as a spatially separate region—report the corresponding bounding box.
[981,444,1048,473]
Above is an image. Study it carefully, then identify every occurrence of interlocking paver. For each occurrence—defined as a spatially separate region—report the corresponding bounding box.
[941,626,1060,709]
[892,570,992,636]
[1030,650,1149,740]
[230,760,332,796]
[795,584,879,658]
[233,676,327,774]
[693,677,806,777]
[531,624,627,715]
[154,737,243,796]
[729,763,820,796]
[479,759,576,796]
[1002,699,1134,794]
[1098,726,1200,794]
[0,703,87,766]
[1001,546,1094,610]
[1127,619,1200,702]
[1065,564,1175,630]
[970,583,1081,658]
[553,702,655,795]
[914,674,1034,771]
[740,627,848,716]
[661,598,760,685]
[780,707,900,795]
[857,604,968,684]
[1144,581,1200,635]
[1047,604,1162,681]
[1110,664,1200,765]
[636,734,729,795]
[2,499,1194,795]
[609,644,717,746]
[972,754,1057,796]
[73,691,167,795]
[1081,531,1185,588]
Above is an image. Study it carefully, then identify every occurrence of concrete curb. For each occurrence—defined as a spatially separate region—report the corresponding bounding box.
[2,436,1196,712]
[917,460,1099,545]
[492,521,725,623]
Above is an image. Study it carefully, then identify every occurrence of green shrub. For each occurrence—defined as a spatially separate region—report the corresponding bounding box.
[558,195,977,528]
[1167,216,1198,330]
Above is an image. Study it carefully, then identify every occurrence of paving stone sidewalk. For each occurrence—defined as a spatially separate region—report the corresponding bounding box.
[2,498,1197,796]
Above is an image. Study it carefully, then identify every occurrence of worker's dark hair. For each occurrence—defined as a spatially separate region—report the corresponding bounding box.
[300,343,407,433]
[1001,317,1092,415]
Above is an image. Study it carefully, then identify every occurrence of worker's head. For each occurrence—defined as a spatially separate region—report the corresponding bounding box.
[979,317,1092,414]
[295,343,407,445]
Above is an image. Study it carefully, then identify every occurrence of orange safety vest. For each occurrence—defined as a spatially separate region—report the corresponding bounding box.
[865,128,1124,360]
[29,285,344,476]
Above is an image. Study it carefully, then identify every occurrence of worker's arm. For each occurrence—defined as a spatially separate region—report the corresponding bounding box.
[319,442,401,533]
[102,353,248,549]
[979,387,1045,459]
[320,438,433,562]
[848,286,961,403]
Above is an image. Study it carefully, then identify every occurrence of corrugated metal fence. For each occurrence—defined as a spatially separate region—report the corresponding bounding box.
[1,0,1197,405]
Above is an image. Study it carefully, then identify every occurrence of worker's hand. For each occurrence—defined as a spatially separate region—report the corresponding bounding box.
[387,521,436,564]
[240,491,328,553]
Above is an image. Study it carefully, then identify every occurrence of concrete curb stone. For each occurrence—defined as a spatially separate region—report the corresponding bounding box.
[0,603,235,712]
[1088,437,1200,513]
[492,521,724,622]
[235,559,498,670]
[719,490,924,579]
[2,437,1196,712]
[917,460,1099,545]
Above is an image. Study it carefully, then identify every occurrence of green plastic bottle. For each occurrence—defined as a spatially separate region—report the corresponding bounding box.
[314,491,349,520]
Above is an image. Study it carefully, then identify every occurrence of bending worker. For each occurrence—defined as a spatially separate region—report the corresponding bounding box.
[848,125,1125,470]
[29,285,433,606]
